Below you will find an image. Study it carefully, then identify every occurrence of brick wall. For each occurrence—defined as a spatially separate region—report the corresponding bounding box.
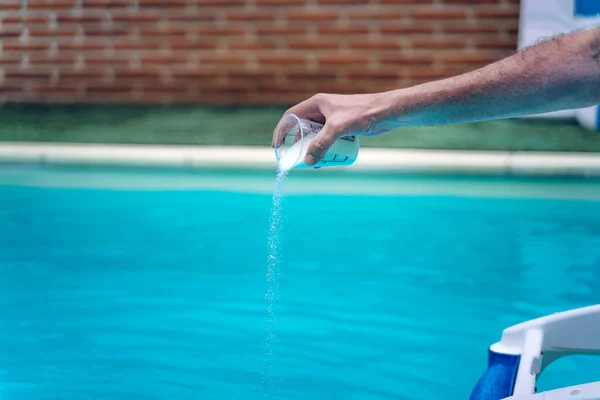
[0,0,520,105]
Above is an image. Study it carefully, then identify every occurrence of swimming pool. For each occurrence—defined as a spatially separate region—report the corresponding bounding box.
[1,165,599,400]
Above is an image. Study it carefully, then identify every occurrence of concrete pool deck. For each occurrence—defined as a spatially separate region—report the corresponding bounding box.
[1,142,600,177]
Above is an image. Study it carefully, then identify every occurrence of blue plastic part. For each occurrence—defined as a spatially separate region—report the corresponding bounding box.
[469,349,521,400]
[595,105,600,132]
[574,0,600,16]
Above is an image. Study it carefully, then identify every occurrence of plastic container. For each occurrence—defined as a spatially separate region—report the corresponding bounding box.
[469,304,600,400]
[273,114,359,171]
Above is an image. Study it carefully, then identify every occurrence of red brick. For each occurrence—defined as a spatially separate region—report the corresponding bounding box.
[138,0,186,6]
[2,15,50,24]
[411,9,467,19]
[475,9,520,19]
[142,84,189,94]
[0,28,22,38]
[3,42,50,51]
[113,39,160,50]
[58,41,105,51]
[443,54,500,64]
[58,68,107,79]
[256,0,304,5]
[256,26,306,35]
[0,1,21,10]
[443,25,500,34]
[112,12,161,22]
[28,0,75,8]
[140,54,188,64]
[30,84,81,94]
[0,55,23,65]
[162,12,216,22]
[317,0,369,3]
[409,69,451,79]
[86,84,133,93]
[318,54,369,65]
[83,25,130,37]
[56,13,107,23]
[226,10,275,21]
[347,69,402,80]
[85,55,132,65]
[412,39,466,49]
[288,39,339,50]
[199,54,248,65]
[29,55,77,65]
[380,24,434,34]
[445,0,498,3]
[247,92,308,105]
[286,10,339,21]
[139,25,188,37]
[82,0,133,7]
[168,40,218,50]
[347,10,406,20]
[380,55,434,65]
[195,26,245,36]
[190,0,244,6]
[227,40,276,50]
[0,84,24,93]
[225,70,277,80]
[507,25,519,36]
[258,54,307,65]
[318,25,369,35]
[286,70,337,81]
[172,69,219,79]
[349,40,400,50]
[29,26,79,37]
[256,81,310,92]
[475,39,517,50]
[5,69,52,79]
[114,69,162,79]
[380,0,432,3]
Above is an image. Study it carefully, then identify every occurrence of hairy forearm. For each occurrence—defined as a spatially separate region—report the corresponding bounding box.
[376,27,600,128]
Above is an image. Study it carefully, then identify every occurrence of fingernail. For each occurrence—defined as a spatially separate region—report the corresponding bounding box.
[306,154,316,166]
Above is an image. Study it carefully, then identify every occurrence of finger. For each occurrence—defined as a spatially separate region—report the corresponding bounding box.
[272,95,326,148]
[272,115,298,148]
[305,123,339,167]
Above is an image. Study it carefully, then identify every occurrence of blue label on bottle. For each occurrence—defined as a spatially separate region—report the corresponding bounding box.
[575,0,600,16]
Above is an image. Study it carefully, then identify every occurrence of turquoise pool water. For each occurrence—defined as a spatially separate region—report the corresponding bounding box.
[1,166,600,400]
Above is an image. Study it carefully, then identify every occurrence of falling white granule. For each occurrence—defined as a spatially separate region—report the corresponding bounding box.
[261,166,289,398]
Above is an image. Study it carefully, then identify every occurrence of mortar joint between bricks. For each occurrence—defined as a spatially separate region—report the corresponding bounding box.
[20,26,29,42]
[131,53,141,69]
[186,27,196,42]
[50,68,59,86]
[21,53,28,68]
[105,68,115,83]
[75,53,84,69]
[159,69,171,84]
[49,13,57,29]
[49,41,58,57]
[0,67,4,84]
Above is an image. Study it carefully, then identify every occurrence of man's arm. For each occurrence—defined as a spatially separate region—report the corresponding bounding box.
[277,27,600,166]
[382,26,600,127]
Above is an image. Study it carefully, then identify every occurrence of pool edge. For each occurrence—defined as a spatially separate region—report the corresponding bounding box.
[1,142,600,177]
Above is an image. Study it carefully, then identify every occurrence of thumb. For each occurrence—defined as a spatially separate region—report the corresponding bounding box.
[305,122,340,167]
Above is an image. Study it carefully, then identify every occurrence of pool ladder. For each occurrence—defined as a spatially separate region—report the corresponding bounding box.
[470,304,600,400]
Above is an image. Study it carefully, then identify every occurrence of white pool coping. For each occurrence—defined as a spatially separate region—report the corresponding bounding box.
[0,142,600,177]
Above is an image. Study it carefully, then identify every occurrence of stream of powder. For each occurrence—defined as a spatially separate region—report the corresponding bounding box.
[261,166,289,397]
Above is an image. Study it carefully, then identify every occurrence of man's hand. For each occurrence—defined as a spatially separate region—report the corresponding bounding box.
[272,92,391,166]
